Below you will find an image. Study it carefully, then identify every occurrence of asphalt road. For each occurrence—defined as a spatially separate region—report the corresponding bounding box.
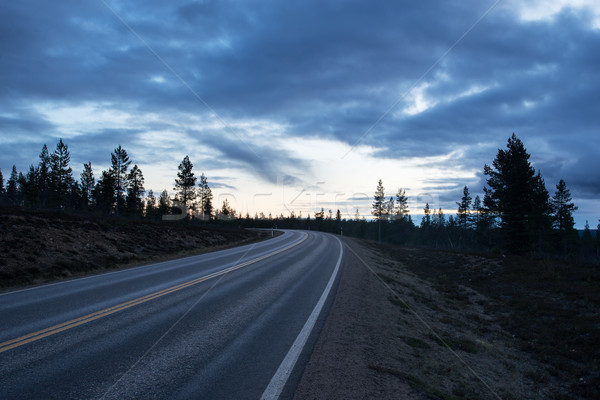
[0,230,344,400]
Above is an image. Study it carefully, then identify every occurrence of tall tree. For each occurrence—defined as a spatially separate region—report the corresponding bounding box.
[17,171,27,206]
[456,185,472,229]
[49,138,74,209]
[23,165,40,208]
[394,188,409,221]
[6,165,19,205]
[158,190,171,216]
[551,179,577,233]
[126,165,145,216]
[529,172,552,252]
[483,134,545,253]
[110,145,131,215]
[93,170,116,214]
[372,179,386,220]
[80,162,95,210]
[421,202,431,227]
[0,168,5,201]
[198,173,213,220]
[174,155,196,213]
[372,179,386,242]
[433,207,445,228]
[219,198,235,219]
[145,189,157,219]
[38,144,51,207]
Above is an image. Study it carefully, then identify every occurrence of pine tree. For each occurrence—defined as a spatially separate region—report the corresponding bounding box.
[198,173,213,220]
[17,171,27,206]
[145,190,157,219]
[126,165,145,216]
[394,188,409,221]
[483,134,546,253]
[0,168,5,202]
[38,144,51,207]
[174,155,196,213]
[372,179,386,242]
[24,165,40,208]
[372,179,386,220]
[80,162,95,210]
[336,209,342,222]
[219,198,235,219]
[110,145,131,215]
[421,202,431,227]
[530,172,552,252]
[49,139,74,209]
[93,170,116,214]
[581,220,594,255]
[433,207,445,227]
[158,190,171,216]
[6,165,19,205]
[472,195,482,229]
[456,185,472,229]
[551,179,577,233]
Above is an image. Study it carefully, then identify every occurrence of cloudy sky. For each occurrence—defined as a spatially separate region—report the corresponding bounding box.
[1,0,599,226]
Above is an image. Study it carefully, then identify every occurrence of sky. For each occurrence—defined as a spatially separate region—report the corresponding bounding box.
[1,0,599,226]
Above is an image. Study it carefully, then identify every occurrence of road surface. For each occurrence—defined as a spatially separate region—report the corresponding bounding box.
[0,230,344,399]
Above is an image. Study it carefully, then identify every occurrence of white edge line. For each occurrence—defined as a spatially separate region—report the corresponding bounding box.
[260,235,344,400]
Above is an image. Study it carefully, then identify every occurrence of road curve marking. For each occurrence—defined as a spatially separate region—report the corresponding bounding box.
[0,233,307,354]
[261,234,344,400]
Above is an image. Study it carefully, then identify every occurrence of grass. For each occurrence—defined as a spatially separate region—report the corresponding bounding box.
[374,242,600,398]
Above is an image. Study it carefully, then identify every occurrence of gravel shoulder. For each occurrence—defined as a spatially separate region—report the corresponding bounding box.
[294,237,591,400]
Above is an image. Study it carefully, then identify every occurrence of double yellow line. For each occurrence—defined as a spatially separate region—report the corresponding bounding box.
[0,233,307,354]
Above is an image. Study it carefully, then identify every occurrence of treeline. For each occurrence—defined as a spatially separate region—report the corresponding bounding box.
[224,134,600,260]
[2,135,598,259]
[0,139,215,220]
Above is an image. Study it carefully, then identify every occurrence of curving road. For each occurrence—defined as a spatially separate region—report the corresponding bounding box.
[0,230,344,400]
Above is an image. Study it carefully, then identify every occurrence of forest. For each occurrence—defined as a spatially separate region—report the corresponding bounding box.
[1,134,598,260]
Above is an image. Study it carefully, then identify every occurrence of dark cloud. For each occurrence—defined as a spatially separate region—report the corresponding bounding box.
[0,1,598,215]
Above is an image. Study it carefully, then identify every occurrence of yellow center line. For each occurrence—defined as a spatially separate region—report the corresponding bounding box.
[0,233,307,353]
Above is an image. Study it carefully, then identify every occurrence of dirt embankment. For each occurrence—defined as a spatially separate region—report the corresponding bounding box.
[0,209,269,289]
[295,238,599,400]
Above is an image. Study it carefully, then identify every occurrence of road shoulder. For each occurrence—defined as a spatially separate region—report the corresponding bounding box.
[292,237,425,400]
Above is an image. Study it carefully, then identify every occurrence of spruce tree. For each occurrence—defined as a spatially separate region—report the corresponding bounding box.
[551,179,577,233]
[456,185,472,229]
[93,170,116,214]
[80,162,95,210]
[17,171,26,206]
[158,189,171,216]
[6,165,19,205]
[24,165,40,208]
[145,190,157,219]
[126,165,145,216]
[421,202,431,227]
[0,168,4,201]
[220,198,234,219]
[49,138,74,209]
[110,145,131,215]
[433,207,445,227]
[174,155,196,212]
[483,134,543,253]
[472,195,482,230]
[38,144,51,207]
[530,172,552,252]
